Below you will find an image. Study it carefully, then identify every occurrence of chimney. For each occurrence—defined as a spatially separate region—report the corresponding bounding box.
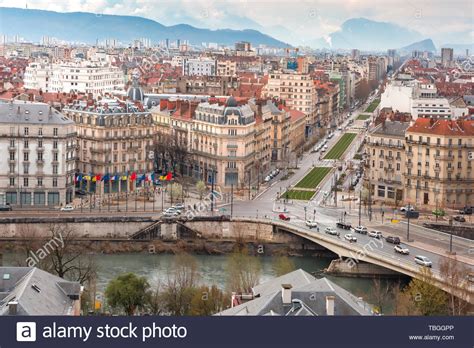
[8,301,18,315]
[281,284,292,304]
[326,295,335,316]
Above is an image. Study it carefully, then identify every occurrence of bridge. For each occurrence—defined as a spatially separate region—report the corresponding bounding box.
[132,215,473,303]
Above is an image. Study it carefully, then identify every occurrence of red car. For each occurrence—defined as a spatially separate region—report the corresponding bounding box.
[279,214,290,221]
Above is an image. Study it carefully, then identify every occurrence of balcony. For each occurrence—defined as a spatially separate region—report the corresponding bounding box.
[36,159,44,166]
[36,146,44,152]
[8,145,16,151]
[406,151,413,157]
[405,162,413,168]
[385,155,394,161]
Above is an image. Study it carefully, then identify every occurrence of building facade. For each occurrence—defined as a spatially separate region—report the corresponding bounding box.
[63,99,154,194]
[0,101,76,207]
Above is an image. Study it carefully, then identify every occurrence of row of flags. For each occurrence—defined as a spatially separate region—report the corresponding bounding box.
[75,171,172,184]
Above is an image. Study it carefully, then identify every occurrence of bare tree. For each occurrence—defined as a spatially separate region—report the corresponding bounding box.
[45,223,96,284]
[439,257,471,315]
[226,247,261,294]
[369,278,392,314]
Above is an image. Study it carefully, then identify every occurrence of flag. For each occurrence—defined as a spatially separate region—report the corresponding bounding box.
[102,173,110,182]
[111,174,117,181]
[130,172,137,181]
[83,175,90,181]
[95,174,102,182]
[165,171,172,181]
[121,175,128,181]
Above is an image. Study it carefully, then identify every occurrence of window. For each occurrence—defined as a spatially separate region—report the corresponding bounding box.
[38,139,43,148]
[23,164,29,174]
[52,178,58,187]
[23,177,29,187]
[9,152,15,161]
[53,140,58,149]
[24,127,29,135]
[458,162,462,169]
[10,139,15,147]
[377,185,385,197]
[53,128,58,136]
[379,161,383,169]
[37,177,43,186]
[38,128,43,135]
[38,152,43,161]
[53,153,58,161]
[53,165,58,174]
[426,148,430,155]
[396,163,400,171]
[9,178,15,186]
[23,152,29,161]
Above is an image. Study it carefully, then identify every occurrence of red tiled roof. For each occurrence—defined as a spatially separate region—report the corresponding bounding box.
[407,118,474,136]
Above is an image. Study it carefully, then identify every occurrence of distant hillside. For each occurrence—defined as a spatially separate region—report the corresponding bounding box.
[315,18,424,51]
[399,39,437,54]
[0,7,289,47]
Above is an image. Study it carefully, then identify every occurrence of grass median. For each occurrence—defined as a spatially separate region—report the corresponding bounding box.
[283,190,316,201]
[294,167,332,189]
[324,133,357,160]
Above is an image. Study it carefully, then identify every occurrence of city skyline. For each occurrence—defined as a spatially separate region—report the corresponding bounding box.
[0,0,472,47]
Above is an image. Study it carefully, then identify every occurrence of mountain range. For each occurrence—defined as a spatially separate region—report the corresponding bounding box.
[0,7,289,47]
[0,7,469,53]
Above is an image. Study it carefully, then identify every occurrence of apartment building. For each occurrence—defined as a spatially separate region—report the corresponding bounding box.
[217,60,237,76]
[23,61,125,96]
[63,99,154,194]
[182,58,217,76]
[263,71,318,137]
[365,121,410,205]
[404,118,474,209]
[0,101,76,207]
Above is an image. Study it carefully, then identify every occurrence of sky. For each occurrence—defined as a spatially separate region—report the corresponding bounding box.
[0,0,472,45]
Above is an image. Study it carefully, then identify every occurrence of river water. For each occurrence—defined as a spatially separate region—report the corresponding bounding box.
[2,252,402,312]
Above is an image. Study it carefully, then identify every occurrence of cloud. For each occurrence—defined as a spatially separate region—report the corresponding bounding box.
[0,0,471,45]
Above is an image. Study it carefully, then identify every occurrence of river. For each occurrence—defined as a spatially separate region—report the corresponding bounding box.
[2,252,403,312]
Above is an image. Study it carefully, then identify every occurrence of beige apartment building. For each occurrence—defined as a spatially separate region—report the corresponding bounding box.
[404,118,474,209]
[263,71,318,138]
[365,121,410,205]
[63,99,154,194]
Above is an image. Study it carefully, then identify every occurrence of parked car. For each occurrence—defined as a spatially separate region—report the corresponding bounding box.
[453,216,466,222]
[405,210,420,219]
[172,203,185,210]
[265,176,271,182]
[459,206,473,215]
[165,207,181,215]
[353,225,368,234]
[305,220,318,228]
[394,245,410,255]
[163,211,179,217]
[60,204,74,212]
[368,230,382,239]
[399,205,415,212]
[385,236,401,244]
[324,227,339,236]
[344,233,357,242]
[75,189,88,196]
[0,203,12,211]
[279,214,290,221]
[414,255,432,268]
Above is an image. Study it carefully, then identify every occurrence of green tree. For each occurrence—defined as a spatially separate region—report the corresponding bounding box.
[226,248,261,293]
[195,181,207,201]
[272,256,295,277]
[105,273,150,315]
[169,183,183,202]
[190,285,229,315]
[404,268,448,315]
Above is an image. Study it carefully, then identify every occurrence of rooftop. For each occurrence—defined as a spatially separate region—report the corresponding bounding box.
[407,118,474,136]
[371,120,410,138]
[0,101,73,125]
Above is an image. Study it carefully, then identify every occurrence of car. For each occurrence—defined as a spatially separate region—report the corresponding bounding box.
[353,225,368,234]
[336,222,351,230]
[322,191,329,198]
[324,227,339,236]
[323,144,328,149]
[172,203,185,210]
[163,211,179,217]
[279,214,290,221]
[165,208,181,215]
[414,255,432,268]
[385,236,401,244]
[320,148,326,153]
[453,216,466,222]
[337,126,342,131]
[60,204,74,212]
[305,220,318,228]
[368,230,383,239]
[344,233,357,242]
[75,189,88,196]
[264,176,271,182]
[399,205,415,212]
[394,245,410,255]
[272,170,278,176]
[0,203,12,211]
[459,207,473,215]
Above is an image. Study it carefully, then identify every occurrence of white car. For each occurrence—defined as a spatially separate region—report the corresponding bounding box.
[399,205,415,212]
[324,227,339,236]
[353,226,368,234]
[368,230,382,239]
[305,220,318,229]
[264,176,271,182]
[394,245,410,255]
[344,234,357,242]
[414,255,432,267]
[60,204,74,212]
[172,203,185,210]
